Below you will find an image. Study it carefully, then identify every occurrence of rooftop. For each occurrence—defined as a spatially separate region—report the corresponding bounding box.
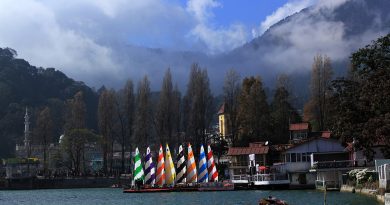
[227,143,269,155]
[289,123,309,131]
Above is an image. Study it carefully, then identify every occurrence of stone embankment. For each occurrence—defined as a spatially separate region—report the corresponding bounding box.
[341,185,385,204]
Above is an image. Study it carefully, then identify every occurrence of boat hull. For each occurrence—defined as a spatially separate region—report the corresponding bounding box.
[123,182,234,193]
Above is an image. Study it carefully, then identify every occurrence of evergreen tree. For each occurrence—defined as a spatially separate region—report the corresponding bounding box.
[237,76,270,144]
[330,34,390,159]
[270,85,300,144]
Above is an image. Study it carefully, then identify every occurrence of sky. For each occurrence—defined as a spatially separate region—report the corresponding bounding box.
[2,0,385,90]
[0,0,316,57]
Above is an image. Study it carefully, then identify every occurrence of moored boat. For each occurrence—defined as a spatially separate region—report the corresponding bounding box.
[258,196,288,205]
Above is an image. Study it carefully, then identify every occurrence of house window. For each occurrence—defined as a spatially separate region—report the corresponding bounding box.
[297,153,301,162]
[302,153,307,162]
[291,153,296,162]
[286,154,291,162]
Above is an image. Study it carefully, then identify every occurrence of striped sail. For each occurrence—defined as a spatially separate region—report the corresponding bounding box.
[198,144,208,183]
[156,145,165,186]
[176,144,186,184]
[186,143,197,183]
[164,144,176,186]
[144,146,155,185]
[133,147,144,182]
[207,145,218,182]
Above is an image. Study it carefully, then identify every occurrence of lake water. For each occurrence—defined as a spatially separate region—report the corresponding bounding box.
[0,188,380,205]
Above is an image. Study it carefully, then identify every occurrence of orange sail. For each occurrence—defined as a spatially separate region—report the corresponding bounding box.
[186,143,197,183]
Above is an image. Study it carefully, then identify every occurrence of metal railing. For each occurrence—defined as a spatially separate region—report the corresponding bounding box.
[250,173,288,182]
[312,159,371,169]
[231,175,249,181]
[232,174,288,182]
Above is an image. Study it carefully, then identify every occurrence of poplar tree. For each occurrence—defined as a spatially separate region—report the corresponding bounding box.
[222,69,241,145]
[98,89,116,174]
[304,54,333,131]
[124,79,135,151]
[156,69,172,145]
[34,106,53,177]
[184,63,213,155]
[134,76,152,149]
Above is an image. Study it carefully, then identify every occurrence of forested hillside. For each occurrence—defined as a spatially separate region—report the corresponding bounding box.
[0,47,98,157]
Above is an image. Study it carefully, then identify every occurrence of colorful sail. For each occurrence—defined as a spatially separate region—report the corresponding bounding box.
[207,145,218,182]
[198,144,208,183]
[144,146,155,185]
[156,144,165,186]
[165,143,176,186]
[186,143,197,183]
[176,144,186,183]
[133,147,144,182]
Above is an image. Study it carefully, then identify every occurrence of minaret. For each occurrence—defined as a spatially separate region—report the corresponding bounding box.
[24,107,31,157]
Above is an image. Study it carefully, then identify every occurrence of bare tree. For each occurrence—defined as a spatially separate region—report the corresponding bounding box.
[304,54,333,131]
[63,91,87,174]
[98,89,116,174]
[34,107,53,177]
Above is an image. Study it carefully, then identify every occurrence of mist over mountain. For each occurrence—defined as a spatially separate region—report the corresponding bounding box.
[108,0,389,102]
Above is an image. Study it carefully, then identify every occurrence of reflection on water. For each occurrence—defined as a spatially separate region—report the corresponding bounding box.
[0,188,380,205]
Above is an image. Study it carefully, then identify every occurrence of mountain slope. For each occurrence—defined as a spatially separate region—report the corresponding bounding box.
[0,48,98,157]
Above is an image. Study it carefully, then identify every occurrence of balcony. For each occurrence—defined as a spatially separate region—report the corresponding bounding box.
[311,159,370,170]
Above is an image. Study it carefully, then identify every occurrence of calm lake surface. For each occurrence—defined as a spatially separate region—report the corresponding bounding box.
[0,188,380,205]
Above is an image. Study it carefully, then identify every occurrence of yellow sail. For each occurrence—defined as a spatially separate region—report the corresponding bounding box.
[164,143,176,186]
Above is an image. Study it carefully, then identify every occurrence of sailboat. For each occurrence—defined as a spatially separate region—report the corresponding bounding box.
[123,143,233,193]
[144,147,155,186]
[176,144,186,184]
[165,144,176,187]
[133,147,144,189]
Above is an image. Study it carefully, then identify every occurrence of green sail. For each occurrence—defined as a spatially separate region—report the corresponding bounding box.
[133,147,144,181]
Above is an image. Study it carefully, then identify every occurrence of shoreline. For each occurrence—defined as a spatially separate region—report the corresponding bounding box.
[340,185,385,204]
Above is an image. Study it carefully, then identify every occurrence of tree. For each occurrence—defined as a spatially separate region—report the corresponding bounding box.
[123,79,135,154]
[330,34,390,160]
[237,76,270,145]
[63,91,87,174]
[98,89,116,174]
[156,69,172,145]
[184,63,213,154]
[134,76,152,149]
[34,106,53,176]
[113,89,127,174]
[61,128,98,174]
[270,84,300,144]
[222,69,241,145]
[304,54,333,131]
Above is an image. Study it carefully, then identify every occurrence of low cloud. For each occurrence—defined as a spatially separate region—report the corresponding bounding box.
[255,0,316,37]
[257,0,388,76]
[0,0,120,86]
